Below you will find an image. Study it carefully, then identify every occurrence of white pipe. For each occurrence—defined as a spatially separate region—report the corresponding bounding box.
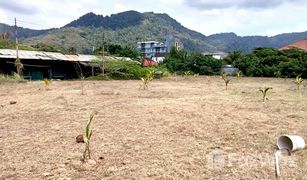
[274,151,280,178]
[277,135,305,152]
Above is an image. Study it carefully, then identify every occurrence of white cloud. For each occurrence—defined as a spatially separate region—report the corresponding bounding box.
[114,4,129,13]
[184,0,306,10]
[0,0,306,36]
[174,0,307,36]
[0,0,40,15]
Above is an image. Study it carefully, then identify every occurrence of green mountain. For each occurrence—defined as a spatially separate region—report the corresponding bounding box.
[20,11,215,53]
[206,32,307,52]
[0,10,306,53]
[0,23,50,39]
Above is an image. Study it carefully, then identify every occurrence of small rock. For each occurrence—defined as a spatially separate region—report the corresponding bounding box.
[42,172,52,177]
[87,159,97,165]
[58,168,66,172]
[76,134,84,143]
[9,101,17,105]
[57,177,72,180]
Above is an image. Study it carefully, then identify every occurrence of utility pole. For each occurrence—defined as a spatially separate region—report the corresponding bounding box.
[102,32,105,57]
[14,18,22,76]
[91,46,95,76]
[101,32,105,76]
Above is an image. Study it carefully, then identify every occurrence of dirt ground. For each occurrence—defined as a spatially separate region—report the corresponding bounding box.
[0,76,307,179]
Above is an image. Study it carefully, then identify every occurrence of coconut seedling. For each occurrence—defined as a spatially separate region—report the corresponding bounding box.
[141,70,154,90]
[83,114,94,160]
[43,78,51,90]
[43,78,50,86]
[259,87,272,102]
[222,73,231,90]
[295,75,303,90]
[183,71,191,78]
[194,73,199,79]
[206,76,211,82]
[236,71,242,79]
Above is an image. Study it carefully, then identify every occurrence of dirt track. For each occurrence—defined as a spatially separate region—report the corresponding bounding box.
[1,76,307,179]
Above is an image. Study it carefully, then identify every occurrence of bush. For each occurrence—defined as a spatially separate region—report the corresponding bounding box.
[162,47,222,75]
[106,60,151,79]
[156,65,171,77]
[231,47,307,78]
[0,73,26,83]
[88,60,158,80]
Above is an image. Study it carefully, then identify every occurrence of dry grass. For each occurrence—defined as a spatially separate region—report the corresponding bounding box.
[0,76,307,179]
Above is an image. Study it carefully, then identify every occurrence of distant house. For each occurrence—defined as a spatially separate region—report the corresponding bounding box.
[136,34,183,66]
[203,52,228,60]
[137,41,167,63]
[279,39,307,51]
[0,49,101,80]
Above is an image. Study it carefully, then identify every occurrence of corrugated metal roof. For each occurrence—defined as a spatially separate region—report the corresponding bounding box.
[0,49,96,62]
[0,49,139,64]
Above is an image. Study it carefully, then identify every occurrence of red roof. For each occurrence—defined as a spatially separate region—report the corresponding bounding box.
[143,59,157,67]
[279,38,307,51]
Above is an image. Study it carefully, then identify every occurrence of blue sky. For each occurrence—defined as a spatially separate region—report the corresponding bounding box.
[0,0,306,36]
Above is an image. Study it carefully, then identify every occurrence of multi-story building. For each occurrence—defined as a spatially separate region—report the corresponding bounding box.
[137,41,167,63]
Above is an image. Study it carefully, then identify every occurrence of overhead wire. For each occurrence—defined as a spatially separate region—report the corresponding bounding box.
[0,17,52,30]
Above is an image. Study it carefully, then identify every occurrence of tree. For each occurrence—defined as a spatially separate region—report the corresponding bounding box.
[163,47,222,75]
[223,51,243,65]
[67,47,77,55]
[229,47,307,78]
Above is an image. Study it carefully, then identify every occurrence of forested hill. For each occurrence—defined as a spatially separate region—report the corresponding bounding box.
[0,10,306,53]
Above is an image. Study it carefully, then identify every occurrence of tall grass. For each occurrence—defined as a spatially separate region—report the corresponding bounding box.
[0,73,25,83]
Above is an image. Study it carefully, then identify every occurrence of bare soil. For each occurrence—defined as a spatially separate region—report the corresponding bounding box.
[1,76,307,179]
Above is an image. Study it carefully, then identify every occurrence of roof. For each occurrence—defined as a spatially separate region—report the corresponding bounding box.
[153,44,167,48]
[143,59,157,67]
[0,49,94,62]
[0,49,135,62]
[279,39,307,51]
[137,41,160,44]
[203,52,227,55]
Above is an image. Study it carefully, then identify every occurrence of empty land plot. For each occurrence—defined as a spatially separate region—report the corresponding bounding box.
[0,77,307,179]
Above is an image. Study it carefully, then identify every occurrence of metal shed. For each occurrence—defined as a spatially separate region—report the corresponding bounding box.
[0,49,98,80]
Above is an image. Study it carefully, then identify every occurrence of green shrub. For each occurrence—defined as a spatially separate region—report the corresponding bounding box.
[156,65,171,77]
[109,71,136,80]
[106,60,150,79]
[162,48,222,75]
[88,60,154,80]
[232,48,307,78]
[0,73,25,83]
[88,60,172,80]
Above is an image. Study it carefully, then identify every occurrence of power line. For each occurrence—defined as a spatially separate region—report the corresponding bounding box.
[0,18,51,30]
[17,20,51,29]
